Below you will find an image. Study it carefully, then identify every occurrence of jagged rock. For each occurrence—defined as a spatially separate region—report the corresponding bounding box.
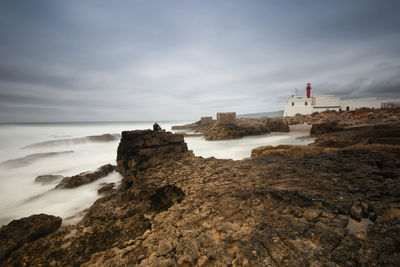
[116,130,188,175]
[3,114,400,266]
[151,185,185,210]
[56,164,116,189]
[34,174,64,185]
[97,183,115,194]
[350,203,363,221]
[0,214,61,263]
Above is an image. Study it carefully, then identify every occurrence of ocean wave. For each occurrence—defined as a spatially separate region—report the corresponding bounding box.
[22,134,121,149]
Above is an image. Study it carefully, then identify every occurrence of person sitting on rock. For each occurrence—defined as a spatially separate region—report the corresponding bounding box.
[153,122,161,131]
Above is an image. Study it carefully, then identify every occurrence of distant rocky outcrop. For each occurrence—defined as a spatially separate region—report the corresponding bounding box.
[172,117,289,141]
[286,108,400,126]
[116,130,189,175]
[0,151,73,169]
[0,214,61,263]
[55,164,116,189]
[199,117,289,141]
[22,134,120,149]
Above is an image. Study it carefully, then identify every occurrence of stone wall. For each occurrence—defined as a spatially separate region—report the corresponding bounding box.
[217,112,236,123]
[200,116,213,126]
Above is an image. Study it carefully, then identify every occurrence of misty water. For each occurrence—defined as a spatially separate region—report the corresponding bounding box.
[0,121,313,226]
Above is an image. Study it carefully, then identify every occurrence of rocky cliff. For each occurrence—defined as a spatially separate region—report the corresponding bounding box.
[2,112,400,266]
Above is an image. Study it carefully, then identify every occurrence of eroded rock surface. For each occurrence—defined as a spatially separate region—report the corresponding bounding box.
[2,126,400,266]
[116,130,189,175]
[311,123,400,149]
[173,117,289,141]
[0,214,61,264]
[55,164,116,189]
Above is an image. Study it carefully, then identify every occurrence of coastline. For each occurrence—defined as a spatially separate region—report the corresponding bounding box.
[1,109,400,266]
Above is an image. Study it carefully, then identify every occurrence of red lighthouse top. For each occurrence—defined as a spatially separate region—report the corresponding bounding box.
[306,82,311,98]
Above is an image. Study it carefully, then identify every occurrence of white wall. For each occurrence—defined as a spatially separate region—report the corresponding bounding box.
[284,96,313,116]
[341,99,386,111]
[314,95,341,107]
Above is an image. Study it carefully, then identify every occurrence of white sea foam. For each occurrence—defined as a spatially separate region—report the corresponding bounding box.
[0,121,312,226]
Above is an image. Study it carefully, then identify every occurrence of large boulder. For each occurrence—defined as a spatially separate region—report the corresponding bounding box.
[0,214,61,263]
[116,130,188,175]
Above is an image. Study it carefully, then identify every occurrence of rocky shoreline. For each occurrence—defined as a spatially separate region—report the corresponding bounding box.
[172,117,289,140]
[1,109,400,266]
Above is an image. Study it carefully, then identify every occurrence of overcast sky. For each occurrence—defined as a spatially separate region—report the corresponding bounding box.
[0,0,399,122]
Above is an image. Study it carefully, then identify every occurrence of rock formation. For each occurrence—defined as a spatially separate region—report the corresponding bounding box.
[55,164,116,189]
[172,117,289,141]
[0,214,61,264]
[116,130,189,175]
[97,183,116,194]
[2,110,400,266]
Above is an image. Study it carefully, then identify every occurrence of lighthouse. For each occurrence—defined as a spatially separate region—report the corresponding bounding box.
[306,82,311,98]
[283,82,388,116]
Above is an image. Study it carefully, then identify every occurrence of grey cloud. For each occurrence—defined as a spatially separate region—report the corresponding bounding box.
[0,0,400,122]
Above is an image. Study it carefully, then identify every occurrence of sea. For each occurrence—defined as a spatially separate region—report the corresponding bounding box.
[0,121,313,226]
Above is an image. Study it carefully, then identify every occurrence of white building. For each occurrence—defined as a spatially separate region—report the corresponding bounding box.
[340,99,387,111]
[283,83,389,117]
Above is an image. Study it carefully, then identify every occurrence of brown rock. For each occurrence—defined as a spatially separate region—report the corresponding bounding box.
[116,130,188,175]
[0,214,61,263]
[97,183,115,194]
[56,164,116,189]
[3,118,400,266]
[350,203,363,222]
[310,122,342,136]
[172,117,289,141]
